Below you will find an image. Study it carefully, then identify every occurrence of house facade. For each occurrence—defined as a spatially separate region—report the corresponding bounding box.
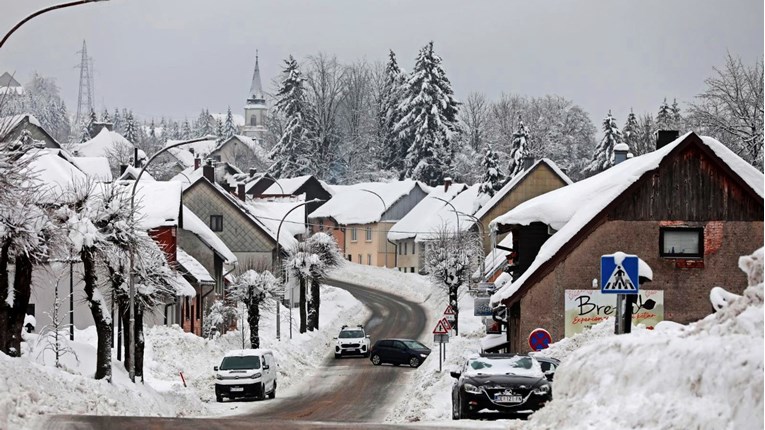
[489,133,764,353]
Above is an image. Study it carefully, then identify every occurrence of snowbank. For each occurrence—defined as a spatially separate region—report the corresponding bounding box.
[529,247,764,430]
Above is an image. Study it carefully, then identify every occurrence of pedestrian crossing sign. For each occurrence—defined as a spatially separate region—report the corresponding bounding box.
[601,252,639,294]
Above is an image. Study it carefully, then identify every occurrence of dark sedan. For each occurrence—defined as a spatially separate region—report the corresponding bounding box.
[451,353,552,419]
[369,338,431,368]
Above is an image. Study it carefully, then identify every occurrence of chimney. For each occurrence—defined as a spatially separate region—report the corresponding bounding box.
[133,148,140,168]
[119,164,128,175]
[194,157,201,170]
[249,168,258,177]
[202,159,214,184]
[656,130,679,150]
[613,143,630,165]
[237,183,246,201]
[522,156,535,171]
[443,177,452,192]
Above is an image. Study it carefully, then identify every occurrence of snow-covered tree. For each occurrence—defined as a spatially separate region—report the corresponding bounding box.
[395,42,461,186]
[670,98,683,131]
[35,281,78,368]
[181,119,192,140]
[688,54,763,170]
[305,233,342,330]
[423,227,483,336]
[101,108,110,123]
[478,144,505,197]
[112,109,122,134]
[623,108,639,153]
[635,113,656,156]
[656,98,672,130]
[229,269,279,348]
[224,106,238,140]
[379,50,407,176]
[270,55,313,179]
[124,111,138,144]
[85,109,98,139]
[508,115,529,178]
[584,110,623,176]
[215,117,224,142]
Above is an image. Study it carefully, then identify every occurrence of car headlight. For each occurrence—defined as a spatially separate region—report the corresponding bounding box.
[532,384,551,395]
[420,353,428,358]
[251,372,262,379]
[215,374,223,380]
[463,383,481,394]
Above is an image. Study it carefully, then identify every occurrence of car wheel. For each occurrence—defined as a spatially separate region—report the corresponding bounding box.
[258,383,266,400]
[371,354,382,365]
[216,394,223,403]
[458,398,472,420]
[409,356,421,368]
[268,382,276,399]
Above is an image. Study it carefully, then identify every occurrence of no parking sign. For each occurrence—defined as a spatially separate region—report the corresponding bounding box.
[528,328,552,351]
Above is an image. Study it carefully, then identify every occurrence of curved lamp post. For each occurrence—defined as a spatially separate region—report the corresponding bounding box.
[128,135,215,382]
[451,210,486,282]
[275,198,325,340]
[1,0,108,49]
[359,189,391,267]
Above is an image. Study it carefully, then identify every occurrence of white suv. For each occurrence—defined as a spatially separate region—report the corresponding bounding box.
[334,325,371,358]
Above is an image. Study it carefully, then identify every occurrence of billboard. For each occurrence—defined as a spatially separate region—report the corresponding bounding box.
[564,290,664,337]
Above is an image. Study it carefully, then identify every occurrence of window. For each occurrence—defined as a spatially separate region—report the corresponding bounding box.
[347,254,352,261]
[351,228,358,241]
[398,245,402,255]
[404,242,408,255]
[319,221,324,231]
[250,116,257,126]
[210,215,223,232]
[660,227,703,258]
[365,227,372,241]
[367,254,372,265]
[411,267,415,273]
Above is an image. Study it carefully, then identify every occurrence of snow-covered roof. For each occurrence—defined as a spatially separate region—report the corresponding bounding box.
[0,114,40,139]
[74,128,145,161]
[473,158,573,222]
[181,206,237,265]
[72,157,112,182]
[244,197,306,241]
[118,165,155,182]
[414,184,489,242]
[176,247,214,284]
[490,132,765,305]
[164,138,218,168]
[0,86,23,96]
[114,181,182,230]
[173,272,197,297]
[474,233,513,280]
[309,180,422,225]
[24,149,87,203]
[262,175,313,195]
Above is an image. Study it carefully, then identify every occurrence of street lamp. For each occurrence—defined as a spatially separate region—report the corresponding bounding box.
[359,189,390,267]
[1,0,109,49]
[275,198,325,340]
[127,135,215,382]
[450,210,486,282]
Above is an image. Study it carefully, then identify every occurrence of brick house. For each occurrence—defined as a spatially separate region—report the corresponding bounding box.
[489,132,764,352]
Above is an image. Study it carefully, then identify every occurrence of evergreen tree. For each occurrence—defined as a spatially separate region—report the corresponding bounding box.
[124,111,138,143]
[394,42,461,186]
[86,109,98,138]
[181,119,192,140]
[269,55,313,178]
[215,117,224,142]
[101,108,110,123]
[671,98,683,130]
[508,115,529,178]
[112,108,122,133]
[623,108,639,152]
[478,144,505,197]
[584,110,623,175]
[657,98,672,130]
[224,106,238,140]
[169,120,181,140]
[57,100,71,143]
[379,50,407,175]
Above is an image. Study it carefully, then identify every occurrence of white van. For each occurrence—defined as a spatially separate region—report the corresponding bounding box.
[214,349,277,402]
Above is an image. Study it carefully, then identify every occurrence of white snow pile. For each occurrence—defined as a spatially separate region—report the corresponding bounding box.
[529,247,764,430]
[328,260,433,304]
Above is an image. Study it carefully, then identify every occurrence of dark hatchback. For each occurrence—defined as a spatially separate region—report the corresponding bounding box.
[451,354,552,419]
[369,338,431,368]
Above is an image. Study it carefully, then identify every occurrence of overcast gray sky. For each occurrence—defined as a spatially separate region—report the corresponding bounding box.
[1,0,762,129]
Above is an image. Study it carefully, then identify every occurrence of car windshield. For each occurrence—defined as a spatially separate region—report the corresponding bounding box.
[220,355,261,370]
[465,355,543,377]
[339,330,364,338]
[401,340,427,350]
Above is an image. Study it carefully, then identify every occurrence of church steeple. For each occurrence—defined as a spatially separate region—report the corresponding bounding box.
[248,50,265,104]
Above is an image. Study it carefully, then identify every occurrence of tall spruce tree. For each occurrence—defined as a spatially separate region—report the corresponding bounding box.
[584,110,623,175]
[379,50,407,176]
[181,119,192,140]
[657,98,672,130]
[508,115,530,178]
[623,108,639,151]
[124,111,138,143]
[670,98,683,130]
[112,108,122,133]
[395,42,461,186]
[86,109,98,138]
[478,144,505,197]
[269,55,313,178]
[224,106,237,140]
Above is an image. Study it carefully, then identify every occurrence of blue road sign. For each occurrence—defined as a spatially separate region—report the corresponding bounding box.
[601,253,639,294]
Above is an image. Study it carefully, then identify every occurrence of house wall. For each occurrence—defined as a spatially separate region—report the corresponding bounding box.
[183,180,275,271]
[383,185,428,221]
[345,222,395,267]
[311,217,346,255]
[395,239,423,273]
[513,220,763,352]
[480,164,569,255]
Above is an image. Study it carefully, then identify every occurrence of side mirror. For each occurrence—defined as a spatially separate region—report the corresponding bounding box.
[544,370,554,381]
[214,366,219,371]
[450,371,461,379]
[366,335,370,338]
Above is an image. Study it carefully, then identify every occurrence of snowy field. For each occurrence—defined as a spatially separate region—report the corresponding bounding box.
[1,249,762,430]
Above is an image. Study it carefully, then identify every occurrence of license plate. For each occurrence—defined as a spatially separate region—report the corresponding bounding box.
[230,387,244,392]
[495,394,522,403]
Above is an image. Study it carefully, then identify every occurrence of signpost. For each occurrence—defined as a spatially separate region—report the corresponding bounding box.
[528,328,552,351]
[433,320,450,372]
[601,252,640,335]
[474,297,492,316]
